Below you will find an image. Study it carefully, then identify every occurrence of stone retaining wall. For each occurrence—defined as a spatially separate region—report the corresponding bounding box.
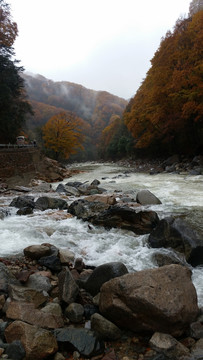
[0,148,40,179]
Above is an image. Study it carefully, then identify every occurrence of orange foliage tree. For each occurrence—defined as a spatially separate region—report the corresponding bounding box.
[43,112,84,159]
[124,10,203,155]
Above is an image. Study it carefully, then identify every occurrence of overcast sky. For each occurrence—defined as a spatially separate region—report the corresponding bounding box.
[9,0,191,99]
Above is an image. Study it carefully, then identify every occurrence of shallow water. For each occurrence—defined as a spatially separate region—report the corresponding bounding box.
[0,162,203,306]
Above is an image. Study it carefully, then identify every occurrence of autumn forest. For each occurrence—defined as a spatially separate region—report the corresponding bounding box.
[0,0,202,161]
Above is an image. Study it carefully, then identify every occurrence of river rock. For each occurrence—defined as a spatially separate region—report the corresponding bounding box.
[9,195,35,209]
[6,301,64,328]
[0,263,20,294]
[16,206,34,215]
[92,205,159,235]
[149,332,190,359]
[38,254,62,272]
[148,217,203,266]
[35,196,68,210]
[136,190,162,205]
[0,207,10,220]
[5,340,26,360]
[26,273,52,293]
[79,262,128,296]
[85,194,117,205]
[24,244,51,260]
[65,302,84,323]
[191,338,203,359]
[41,302,62,317]
[91,313,122,340]
[54,327,104,357]
[58,267,79,304]
[99,264,198,336]
[190,319,203,339]
[59,248,75,264]
[8,284,48,307]
[68,199,109,219]
[152,250,187,267]
[5,320,58,360]
[55,184,80,196]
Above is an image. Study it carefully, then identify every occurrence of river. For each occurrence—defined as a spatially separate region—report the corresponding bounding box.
[0,162,203,306]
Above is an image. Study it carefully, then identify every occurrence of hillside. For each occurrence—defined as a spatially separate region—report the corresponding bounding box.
[123,11,203,156]
[23,74,127,150]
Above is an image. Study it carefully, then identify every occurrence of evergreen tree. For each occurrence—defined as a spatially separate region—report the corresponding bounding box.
[0,0,32,143]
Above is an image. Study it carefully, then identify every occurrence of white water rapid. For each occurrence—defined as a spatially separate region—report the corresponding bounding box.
[0,162,203,307]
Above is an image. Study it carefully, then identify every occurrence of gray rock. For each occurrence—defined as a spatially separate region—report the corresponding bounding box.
[56,184,80,196]
[149,332,190,359]
[5,340,25,360]
[190,320,203,339]
[0,208,10,220]
[65,303,84,323]
[68,199,109,220]
[9,196,35,209]
[91,313,121,340]
[41,302,62,317]
[148,217,203,266]
[35,196,68,210]
[0,263,20,294]
[38,254,62,272]
[0,321,8,340]
[54,328,104,357]
[152,250,187,267]
[191,338,203,360]
[136,189,162,205]
[58,267,79,304]
[91,179,100,186]
[16,206,33,215]
[80,262,128,296]
[26,273,52,293]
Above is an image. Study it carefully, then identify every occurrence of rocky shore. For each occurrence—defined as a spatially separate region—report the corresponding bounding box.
[0,163,203,360]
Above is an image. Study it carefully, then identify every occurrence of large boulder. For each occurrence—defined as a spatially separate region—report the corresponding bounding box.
[35,196,68,211]
[79,262,128,296]
[69,200,159,235]
[5,320,58,360]
[68,199,109,220]
[148,217,203,266]
[99,264,198,336]
[136,190,162,205]
[92,205,159,235]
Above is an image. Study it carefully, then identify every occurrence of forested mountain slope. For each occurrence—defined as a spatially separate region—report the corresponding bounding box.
[23,73,127,145]
[123,11,203,156]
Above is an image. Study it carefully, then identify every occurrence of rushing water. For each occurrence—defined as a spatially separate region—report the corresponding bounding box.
[0,162,203,306]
